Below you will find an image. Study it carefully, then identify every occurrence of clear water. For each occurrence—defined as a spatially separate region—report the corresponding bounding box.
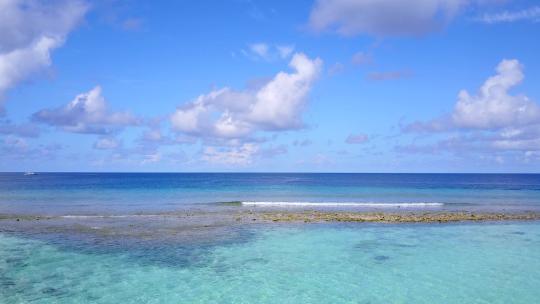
[1,222,540,303]
[2,173,540,303]
[1,173,540,214]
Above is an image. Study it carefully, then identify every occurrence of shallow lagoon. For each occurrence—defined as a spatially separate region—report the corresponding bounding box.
[2,173,540,303]
[2,221,540,304]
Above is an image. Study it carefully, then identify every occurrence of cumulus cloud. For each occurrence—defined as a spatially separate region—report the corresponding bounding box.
[171,53,322,140]
[0,0,88,112]
[452,59,540,129]
[32,86,140,134]
[309,0,467,37]
[476,6,540,24]
[402,59,540,157]
[406,59,540,132]
[346,133,369,144]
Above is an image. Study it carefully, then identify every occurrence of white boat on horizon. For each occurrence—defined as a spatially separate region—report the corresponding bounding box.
[24,172,37,176]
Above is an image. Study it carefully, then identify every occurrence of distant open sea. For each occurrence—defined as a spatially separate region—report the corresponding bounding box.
[1,173,540,214]
[1,173,540,303]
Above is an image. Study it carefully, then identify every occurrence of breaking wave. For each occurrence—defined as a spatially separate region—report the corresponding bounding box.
[241,202,444,208]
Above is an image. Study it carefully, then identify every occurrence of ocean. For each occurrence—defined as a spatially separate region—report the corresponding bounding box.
[1,173,540,303]
[2,173,540,214]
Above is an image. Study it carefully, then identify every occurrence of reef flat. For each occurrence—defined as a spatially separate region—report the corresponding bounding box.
[255,210,540,223]
[1,209,540,231]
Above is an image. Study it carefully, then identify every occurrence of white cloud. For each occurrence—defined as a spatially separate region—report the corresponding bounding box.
[0,0,88,112]
[33,86,140,134]
[309,0,467,36]
[452,59,540,129]
[486,126,540,152]
[249,43,269,58]
[170,88,253,139]
[405,59,540,132]
[276,45,295,59]
[491,137,540,151]
[0,37,58,97]
[477,6,540,24]
[249,54,322,129]
[403,59,540,156]
[398,127,540,157]
[0,0,87,53]
[244,43,295,61]
[201,143,259,165]
[171,53,322,140]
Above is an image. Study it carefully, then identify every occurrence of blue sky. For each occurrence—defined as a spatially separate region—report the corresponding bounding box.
[1,0,539,172]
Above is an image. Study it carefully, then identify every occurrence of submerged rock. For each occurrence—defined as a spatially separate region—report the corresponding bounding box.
[41,287,66,297]
[374,255,390,262]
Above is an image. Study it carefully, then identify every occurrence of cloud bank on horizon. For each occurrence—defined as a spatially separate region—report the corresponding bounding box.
[0,0,539,172]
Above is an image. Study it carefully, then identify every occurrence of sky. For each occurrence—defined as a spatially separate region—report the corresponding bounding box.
[0,0,539,172]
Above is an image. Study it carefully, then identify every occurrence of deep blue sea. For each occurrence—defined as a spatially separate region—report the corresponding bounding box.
[1,173,540,303]
[1,173,540,214]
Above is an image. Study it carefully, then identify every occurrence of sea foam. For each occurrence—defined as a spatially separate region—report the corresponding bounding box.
[60,214,161,219]
[241,202,444,208]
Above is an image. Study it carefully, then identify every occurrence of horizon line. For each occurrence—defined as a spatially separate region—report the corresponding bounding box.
[5,171,540,174]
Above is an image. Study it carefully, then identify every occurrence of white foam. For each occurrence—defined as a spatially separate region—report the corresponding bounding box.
[61,214,161,219]
[241,202,444,208]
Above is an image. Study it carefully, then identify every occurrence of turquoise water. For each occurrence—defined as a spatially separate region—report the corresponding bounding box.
[2,173,540,303]
[2,222,540,303]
